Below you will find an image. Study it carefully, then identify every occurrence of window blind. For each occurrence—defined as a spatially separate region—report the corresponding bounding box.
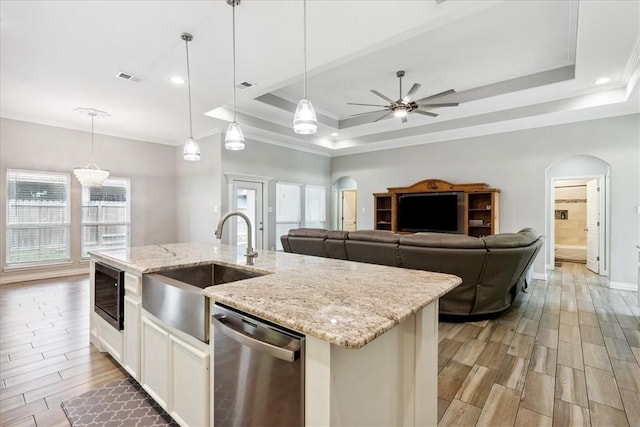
[305,185,326,229]
[81,177,130,258]
[275,182,301,250]
[6,169,71,266]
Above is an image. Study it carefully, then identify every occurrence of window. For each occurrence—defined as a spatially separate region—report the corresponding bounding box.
[305,185,326,228]
[81,177,130,258]
[6,169,71,266]
[275,182,301,250]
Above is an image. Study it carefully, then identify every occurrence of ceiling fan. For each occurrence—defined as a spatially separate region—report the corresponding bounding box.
[348,70,459,123]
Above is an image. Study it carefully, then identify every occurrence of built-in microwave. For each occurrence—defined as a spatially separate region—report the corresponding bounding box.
[94,262,125,330]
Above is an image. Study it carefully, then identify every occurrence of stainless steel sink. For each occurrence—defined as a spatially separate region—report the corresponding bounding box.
[142,264,265,343]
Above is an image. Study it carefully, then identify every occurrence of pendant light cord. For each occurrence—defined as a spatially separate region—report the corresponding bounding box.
[185,36,194,137]
[303,0,307,100]
[232,2,237,123]
[90,112,95,162]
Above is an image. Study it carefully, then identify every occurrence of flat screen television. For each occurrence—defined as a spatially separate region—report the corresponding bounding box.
[398,192,464,233]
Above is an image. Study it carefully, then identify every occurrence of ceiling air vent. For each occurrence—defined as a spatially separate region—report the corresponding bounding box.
[235,81,255,89]
[116,71,142,83]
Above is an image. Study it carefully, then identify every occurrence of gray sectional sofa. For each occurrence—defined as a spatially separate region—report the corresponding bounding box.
[281,228,544,320]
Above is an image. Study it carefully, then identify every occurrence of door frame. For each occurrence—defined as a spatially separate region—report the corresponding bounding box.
[224,173,272,250]
[548,173,609,276]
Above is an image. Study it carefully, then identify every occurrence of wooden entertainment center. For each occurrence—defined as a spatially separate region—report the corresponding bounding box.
[373,179,500,237]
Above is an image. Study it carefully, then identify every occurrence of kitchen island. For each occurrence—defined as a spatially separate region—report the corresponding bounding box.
[89,242,461,426]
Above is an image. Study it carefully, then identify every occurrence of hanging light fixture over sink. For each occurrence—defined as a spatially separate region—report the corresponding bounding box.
[181,32,201,161]
[224,0,245,151]
[73,107,110,187]
[293,0,317,135]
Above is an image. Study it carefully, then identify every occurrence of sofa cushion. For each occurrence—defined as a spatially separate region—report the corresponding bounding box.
[286,228,328,257]
[324,230,349,259]
[399,232,486,249]
[398,245,488,315]
[345,240,400,267]
[327,230,349,240]
[287,228,329,238]
[348,230,400,244]
[482,228,540,248]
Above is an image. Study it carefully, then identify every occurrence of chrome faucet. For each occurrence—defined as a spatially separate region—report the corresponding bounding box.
[215,212,259,265]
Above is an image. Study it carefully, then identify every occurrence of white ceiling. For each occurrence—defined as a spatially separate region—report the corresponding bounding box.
[1,0,639,157]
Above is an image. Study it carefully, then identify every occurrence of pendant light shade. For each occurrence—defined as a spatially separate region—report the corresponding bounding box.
[225,122,245,150]
[181,32,200,161]
[293,0,317,135]
[183,137,200,160]
[293,98,317,134]
[73,108,110,187]
[226,0,245,150]
[73,164,110,187]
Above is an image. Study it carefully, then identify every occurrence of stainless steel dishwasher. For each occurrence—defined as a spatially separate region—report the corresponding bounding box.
[212,303,305,427]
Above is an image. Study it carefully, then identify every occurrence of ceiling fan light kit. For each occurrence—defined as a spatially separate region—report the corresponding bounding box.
[348,70,459,124]
[293,0,317,135]
[180,32,201,161]
[73,107,110,187]
[225,0,246,150]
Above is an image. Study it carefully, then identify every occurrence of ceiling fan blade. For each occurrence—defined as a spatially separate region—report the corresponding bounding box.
[414,89,456,104]
[414,110,439,118]
[417,102,459,108]
[373,111,394,122]
[401,116,408,124]
[349,109,389,117]
[402,83,422,102]
[347,102,389,107]
[370,89,394,103]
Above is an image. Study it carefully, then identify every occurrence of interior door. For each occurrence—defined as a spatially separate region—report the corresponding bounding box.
[231,180,264,250]
[341,190,357,232]
[586,179,599,273]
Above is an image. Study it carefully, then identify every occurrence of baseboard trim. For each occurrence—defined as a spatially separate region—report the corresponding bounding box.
[0,267,89,285]
[608,281,638,291]
[532,272,548,282]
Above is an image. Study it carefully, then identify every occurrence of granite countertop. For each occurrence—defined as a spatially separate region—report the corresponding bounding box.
[90,242,461,349]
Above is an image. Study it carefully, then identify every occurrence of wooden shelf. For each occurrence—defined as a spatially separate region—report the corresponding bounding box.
[373,179,500,236]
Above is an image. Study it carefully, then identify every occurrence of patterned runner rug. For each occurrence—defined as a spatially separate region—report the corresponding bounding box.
[61,377,178,426]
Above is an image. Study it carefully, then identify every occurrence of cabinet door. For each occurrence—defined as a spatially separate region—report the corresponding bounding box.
[170,334,210,427]
[123,295,141,380]
[141,316,170,408]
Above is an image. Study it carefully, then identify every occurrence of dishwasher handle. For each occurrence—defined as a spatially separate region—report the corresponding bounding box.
[212,314,299,362]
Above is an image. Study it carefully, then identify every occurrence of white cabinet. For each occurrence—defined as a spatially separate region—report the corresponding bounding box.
[141,312,210,427]
[170,334,210,427]
[124,295,141,379]
[141,315,170,408]
[95,314,123,362]
[123,272,141,380]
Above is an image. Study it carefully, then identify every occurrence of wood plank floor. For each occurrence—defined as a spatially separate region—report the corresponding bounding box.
[439,262,640,427]
[0,275,126,427]
[0,263,638,426]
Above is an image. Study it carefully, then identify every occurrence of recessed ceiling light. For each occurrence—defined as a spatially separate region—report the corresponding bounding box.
[171,76,185,85]
[595,77,610,85]
[331,132,338,137]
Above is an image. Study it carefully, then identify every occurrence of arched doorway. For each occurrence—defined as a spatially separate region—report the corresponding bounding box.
[545,155,610,276]
[333,176,358,231]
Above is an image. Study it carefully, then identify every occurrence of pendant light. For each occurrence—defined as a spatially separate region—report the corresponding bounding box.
[73,107,110,187]
[181,32,200,161]
[225,0,245,150]
[293,0,317,135]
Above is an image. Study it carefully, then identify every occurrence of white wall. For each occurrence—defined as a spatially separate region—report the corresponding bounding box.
[331,114,640,285]
[221,139,331,250]
[0,118,177,283]
[175,133,223,243]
